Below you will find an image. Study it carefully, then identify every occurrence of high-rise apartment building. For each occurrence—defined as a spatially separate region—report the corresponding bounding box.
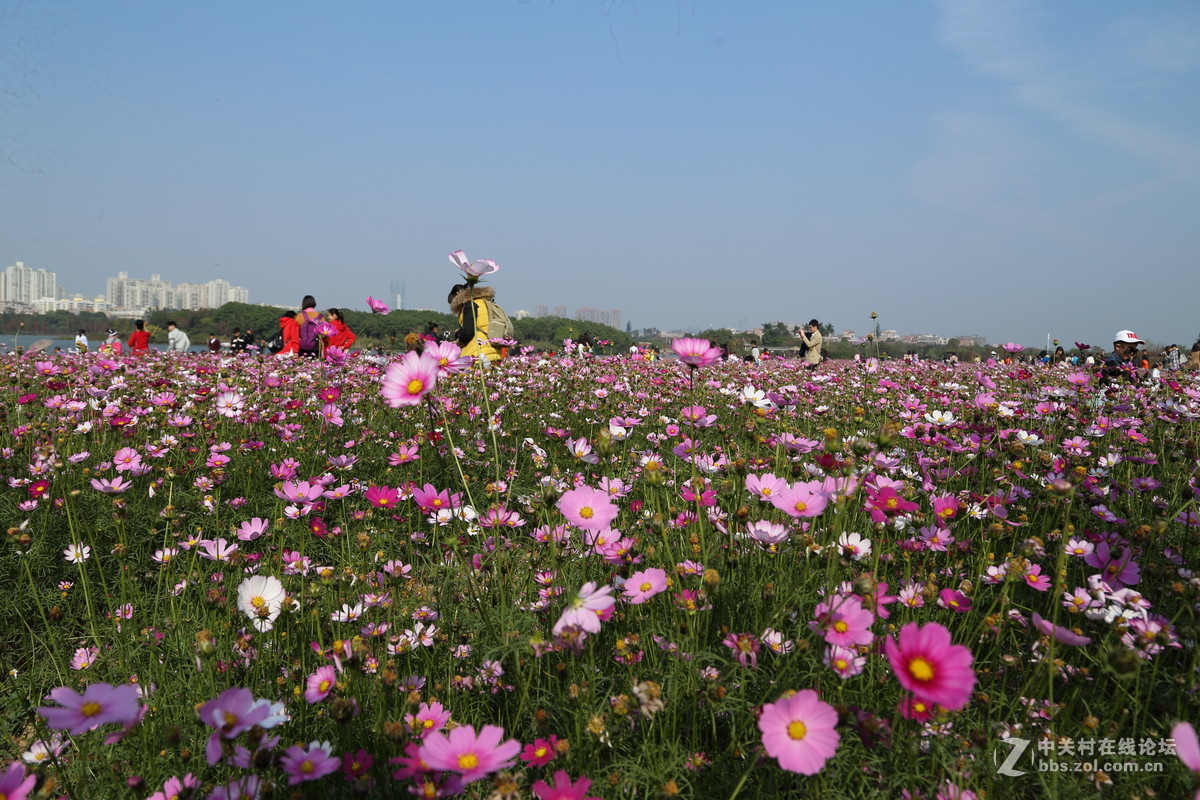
[1,262,59,306]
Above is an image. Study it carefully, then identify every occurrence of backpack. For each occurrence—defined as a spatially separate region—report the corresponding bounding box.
[482,299,515,342]
[265,331,284,354]
[298,312,320,352]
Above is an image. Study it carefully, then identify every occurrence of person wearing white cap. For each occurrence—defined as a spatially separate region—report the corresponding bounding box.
[1103,329,1145,382]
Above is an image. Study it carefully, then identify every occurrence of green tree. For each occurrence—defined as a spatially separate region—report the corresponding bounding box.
[760,322,794,348]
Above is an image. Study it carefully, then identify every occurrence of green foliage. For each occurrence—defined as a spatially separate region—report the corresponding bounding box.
[760,321,795,348]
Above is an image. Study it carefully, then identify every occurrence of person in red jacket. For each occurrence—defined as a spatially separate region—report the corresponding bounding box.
[278,311,300,355]
[325,308,356,352]
[127,319,151,354]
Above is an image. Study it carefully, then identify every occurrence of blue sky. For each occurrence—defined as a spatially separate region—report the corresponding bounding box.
[3,1,1198,348]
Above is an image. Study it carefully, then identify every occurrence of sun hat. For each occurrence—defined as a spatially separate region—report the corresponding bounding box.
[1114,330,1144,344]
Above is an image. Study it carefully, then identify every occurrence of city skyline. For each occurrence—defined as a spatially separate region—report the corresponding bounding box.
[1,261,250,315]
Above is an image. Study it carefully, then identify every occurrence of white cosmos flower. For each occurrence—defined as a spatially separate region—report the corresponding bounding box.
[236,575,286,632]
[63,543,90,564]
[924,410,956,426]
[214,391,246,418]
[1015,430,1044,446]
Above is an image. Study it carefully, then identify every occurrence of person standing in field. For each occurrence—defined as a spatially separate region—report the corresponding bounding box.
[448,283,501,364]
[74,329,89,353]
[166,321,191,353]
[127,320,150,354]
[799,319,823,367]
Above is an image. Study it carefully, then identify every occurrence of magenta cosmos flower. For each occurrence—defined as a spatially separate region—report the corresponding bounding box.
[38,682,141,736]
[758,690,840,775]
[884,622,977,712]
[381,351,440,407]
[622,567,668,604]
[810,594,874,647]
[419,723,521,784]
[1030,613,1091,646]
[670,337,722,368]
[0,760,37,800]
[531,770,603,800]
[557,486,619,532]
[366,296,390,314]
[280,740,340,785]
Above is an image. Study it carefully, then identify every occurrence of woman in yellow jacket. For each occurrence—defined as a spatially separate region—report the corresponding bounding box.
[449,283,501,363]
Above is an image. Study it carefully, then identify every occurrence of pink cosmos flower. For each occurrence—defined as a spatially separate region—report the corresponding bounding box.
[1172,721,1200,798]
[38,682,142,736]
[426,340,473,373]
[366,296,390,314]
[810,594,874,647]
[670,337,722,368]
[412,483,460,512]
[236,517,270,541]
[723,632,762,669]
[1031,613,1092,646]
[758,690,841,775]
[147,774,200,800]
[622,567,668,604]
[199,688,287,765]
[884,622,976,712]
[553,582,616,635]
[305,665,337,704]
[90,476,132,494]
[280,740,340,784]
[746,520,789,546]
[406,700,452,738]
[769,481,828,519]
[557,486,619,532]
[745,472,787,501]
[0,761,37,800]
[449,249,501,279]
[381,351,440,407]
[824,645,865,679]
[531,770,603,800]
[419,723,520,784]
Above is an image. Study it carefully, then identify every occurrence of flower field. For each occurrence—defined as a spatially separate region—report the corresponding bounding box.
[2,345,1198,799]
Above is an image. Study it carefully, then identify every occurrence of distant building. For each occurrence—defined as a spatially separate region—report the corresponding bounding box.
[575,307,622,329]
[2,261,60,307]
[33,294,112,314]
[105,272,249,312]
[534,304,548,318]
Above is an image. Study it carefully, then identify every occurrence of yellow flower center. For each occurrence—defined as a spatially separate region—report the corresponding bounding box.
[406,379,425,395]
[834,659,848,670]
[833,621,849,633]
[251,596,266,609]
[458,753,479,770]
[787,720,807,740]
[580,507,594,519]
[423,718,435,729]
[908,657,935,682]
[640,582,652,592]
[535,746,548,758]
[794,501,807,513]
[81,700,102,717]
[301,759,315,774]
[319,679,332,692]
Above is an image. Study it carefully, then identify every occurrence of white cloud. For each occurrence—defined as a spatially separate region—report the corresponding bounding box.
[933,0,1200,182]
